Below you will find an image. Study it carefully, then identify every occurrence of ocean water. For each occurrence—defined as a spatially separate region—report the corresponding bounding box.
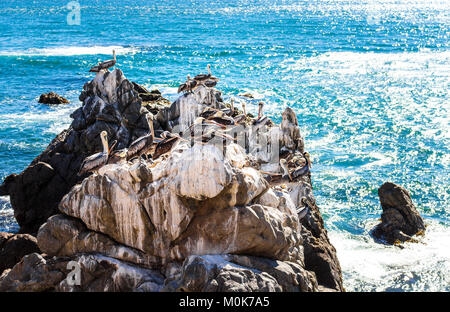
[0,0,448,291]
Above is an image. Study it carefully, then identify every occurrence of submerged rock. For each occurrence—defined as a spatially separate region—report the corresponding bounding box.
[38,92,69,104]
[372,182,426,245]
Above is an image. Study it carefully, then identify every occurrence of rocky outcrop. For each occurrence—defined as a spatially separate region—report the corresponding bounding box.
[38,92,69,104]
[372,182,426,245]
[0,70,167,234]
[0,232,40,274]
[0,67,343,292]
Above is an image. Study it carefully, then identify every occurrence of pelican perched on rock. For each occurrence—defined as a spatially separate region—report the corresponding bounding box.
[126,115,154,161]
[261,158,292,183]
[194,64,219,82]
[291,152,311,180]
[78,131,109,175]
[152,135,180,160]
[207,110,235,126]
[297,197,313,219]
[183,117,226,138]
[89,50,116,73]
[178,74,198,94]
[108,148,128,165]
[253,101,269,126]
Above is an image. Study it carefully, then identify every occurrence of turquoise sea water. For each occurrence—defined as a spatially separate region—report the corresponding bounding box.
[0,0,448,291]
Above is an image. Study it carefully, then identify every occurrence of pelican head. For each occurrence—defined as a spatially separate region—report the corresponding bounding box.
[303,152,311,168]
[100,131,109,154]
[230,97,235,112]
[146,114,154,137]
[279,158,292,181]
[187,74,190,80]
[112,50,116,60]
[241,101,247,116]
[258,101,264,119]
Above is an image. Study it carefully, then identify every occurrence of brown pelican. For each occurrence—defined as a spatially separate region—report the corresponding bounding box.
[108,148,128,165]
[253,101,269,126]
[199,106,219,119]
[291,152,311,180]
[203,79,217,88]
[279,158,293,181]
[208,110,235,126]
[178,74,198,94]
[183,116,226,138]
[261,158,292,183]
[78,131,109,175]
[194,64,219,82]
[242,101,247,116]
[89,50,116,73]
[298,197,313,219]
[152,135,180,160]
[126,115,154,161]
[258,101,264,119]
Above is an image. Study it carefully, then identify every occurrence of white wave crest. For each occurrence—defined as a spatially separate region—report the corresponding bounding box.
[0,46,139,57]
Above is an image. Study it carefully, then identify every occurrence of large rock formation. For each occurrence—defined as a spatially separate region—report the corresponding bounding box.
[372,182,426,245]
[0,67,343,292]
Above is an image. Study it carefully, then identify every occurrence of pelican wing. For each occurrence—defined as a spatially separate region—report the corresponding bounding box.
[79,152,108,175]
[291,163,310,180]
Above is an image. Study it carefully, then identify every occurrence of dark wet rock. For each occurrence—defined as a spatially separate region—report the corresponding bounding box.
[0,233,40,274]
[38,92,69,105]
[372,182,426,245]
[300,197,344,291]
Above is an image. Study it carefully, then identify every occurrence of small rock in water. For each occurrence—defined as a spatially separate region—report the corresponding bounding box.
[38,92,69,105]
[372,182,426,245]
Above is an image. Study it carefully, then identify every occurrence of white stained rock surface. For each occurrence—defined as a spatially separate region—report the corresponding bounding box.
[53,140,303,265]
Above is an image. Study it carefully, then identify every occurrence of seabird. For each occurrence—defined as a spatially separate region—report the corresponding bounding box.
[261,158,292,183]
[178,74,198,94]
[89,50,116,73]
[194,64,219,82]
[291,152,311,180]
[298,197,315,219]
[230,97,235,114]
[152,135,180,160]
[126,114,154,161]
[78,131,109,175]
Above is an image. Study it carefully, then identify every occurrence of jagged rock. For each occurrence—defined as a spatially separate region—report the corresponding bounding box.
[0,69,169,234]
[0,67,343,292]
[38,92,69,104]
[0,253,164,292]
[0,233,40,274]
[372,182,426,245]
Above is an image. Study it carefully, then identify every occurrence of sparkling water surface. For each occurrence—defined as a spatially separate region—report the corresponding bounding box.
[0,0,448,291]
